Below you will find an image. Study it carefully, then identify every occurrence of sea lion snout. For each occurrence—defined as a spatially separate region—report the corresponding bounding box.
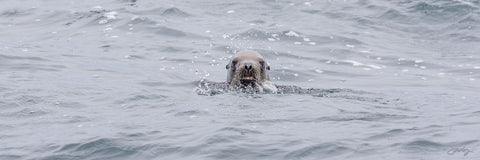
[238,61,259,86]
[243,63,253,71]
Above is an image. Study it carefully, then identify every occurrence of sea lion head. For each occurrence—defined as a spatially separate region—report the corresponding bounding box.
[226,51,271,87]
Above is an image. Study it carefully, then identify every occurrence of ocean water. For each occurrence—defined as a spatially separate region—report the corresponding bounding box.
[1,0,479,159]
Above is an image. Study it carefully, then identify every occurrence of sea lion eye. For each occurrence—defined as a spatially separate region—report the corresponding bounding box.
[259,60,265,66]
[232,60,238,65]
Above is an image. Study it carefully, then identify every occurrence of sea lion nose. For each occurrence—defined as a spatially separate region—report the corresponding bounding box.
[244,63,252,70]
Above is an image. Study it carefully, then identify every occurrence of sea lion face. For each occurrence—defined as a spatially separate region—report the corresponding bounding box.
[226,51,270,87]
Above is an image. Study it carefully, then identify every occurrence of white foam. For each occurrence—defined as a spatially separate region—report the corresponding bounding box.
[222,34,230,39]
[365,65,383,69]
[261,81,277,93]
[285,31,299,37]
[343,60,363,66]
[455,0,476,7]
[104,11,118,20]
[414,59,424,63]
[344,60,383,69]
[315,69,324,73]
[130,16,139,20]
[360,50,371,53]
[98,20,108,24]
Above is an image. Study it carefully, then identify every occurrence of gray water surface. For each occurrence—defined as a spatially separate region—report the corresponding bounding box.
[1,0,479,159]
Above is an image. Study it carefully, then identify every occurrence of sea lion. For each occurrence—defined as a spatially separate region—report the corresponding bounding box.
[226,51,277,93]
